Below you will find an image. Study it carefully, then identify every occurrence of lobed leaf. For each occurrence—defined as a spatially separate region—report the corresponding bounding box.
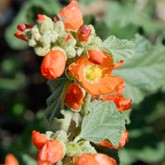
[114,34,165,105]
[79,100,126,147]
[102,35,135,63]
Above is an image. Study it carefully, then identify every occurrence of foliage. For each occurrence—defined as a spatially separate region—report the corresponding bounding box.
[1,0,165,165]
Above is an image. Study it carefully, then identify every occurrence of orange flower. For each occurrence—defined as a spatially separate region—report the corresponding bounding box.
[32,130,48,150]
[5,154,19,165]
[77,25,91,42]
[37,140,65,165]
[76,153,117,165]
[14,24,33,41]
[102,93,132,112]
[40,50,66,79]
[69,53,125,96]
[58,0,83,31]
[98,130,129,149]
[65,83,85,110]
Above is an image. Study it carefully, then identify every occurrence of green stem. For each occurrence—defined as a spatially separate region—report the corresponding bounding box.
[81,93,91,116]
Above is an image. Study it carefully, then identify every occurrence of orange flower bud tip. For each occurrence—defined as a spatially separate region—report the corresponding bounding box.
[17,24,33,31]
[37,14,45,22]
[77,25,91,42]
[14,31,28,42]
[88,50,104,65]
[65,34,72,42]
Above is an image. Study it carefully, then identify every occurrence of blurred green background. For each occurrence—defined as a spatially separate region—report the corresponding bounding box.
[0,0,165,164]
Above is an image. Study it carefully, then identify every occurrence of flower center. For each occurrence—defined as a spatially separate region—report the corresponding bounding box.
[85,65,102,81]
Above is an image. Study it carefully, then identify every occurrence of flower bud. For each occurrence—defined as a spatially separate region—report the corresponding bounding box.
[58,0,83,31]
[32,130,48,150]
[37,140,65,165]
[40,50,66,79]
[77,25,91,42]
[87,50,104,65]
[14,24,33,41]
[5,154,19,165]
[65,83,85,110]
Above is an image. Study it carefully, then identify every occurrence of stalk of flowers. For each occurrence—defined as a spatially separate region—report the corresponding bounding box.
[14,0,133,164]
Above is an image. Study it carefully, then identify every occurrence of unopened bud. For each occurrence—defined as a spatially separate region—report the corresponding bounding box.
[77,25,91,42]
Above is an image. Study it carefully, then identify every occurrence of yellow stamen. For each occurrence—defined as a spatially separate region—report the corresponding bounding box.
[85,65,102,81]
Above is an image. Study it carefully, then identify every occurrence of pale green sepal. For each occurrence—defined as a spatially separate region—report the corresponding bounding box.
[102,35,135,63]
[38,15,54,34]
[65,46,76,58]
[54,20,65,34]
[34,45,50,56]
[67,140,97,157]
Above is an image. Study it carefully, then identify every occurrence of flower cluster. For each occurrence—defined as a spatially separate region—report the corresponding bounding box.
[15,0,132,164]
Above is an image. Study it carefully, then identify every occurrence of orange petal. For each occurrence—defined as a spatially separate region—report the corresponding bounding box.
[82,76,125,96]
[58,0,83,31]
[102,93,132,111]
[32,130,48,150]
[65,83,85,110]
[113,60,124,69]
[5,154,19,165]
[98,130,129,149]
[77,24,91,42]
[40,50,66,79]
[88,50,104,65]
[94,153,117,165]
[37,140,64,165]
[76,154,99,165]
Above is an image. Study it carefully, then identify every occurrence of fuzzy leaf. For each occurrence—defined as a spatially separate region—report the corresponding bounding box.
[114,34,165,105]
[102,35,135,63]
[79,100,126,147]
[45,78,70,124]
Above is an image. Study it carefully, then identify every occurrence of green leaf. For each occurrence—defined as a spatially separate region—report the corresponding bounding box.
[79,100,126,147]
[114,34,165,105]
[20,154,36,165]
[103,1,165,37]
[45,78,70,124]
[102,35,135,63]
[80,0,94,4]
[5,0,61,49]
